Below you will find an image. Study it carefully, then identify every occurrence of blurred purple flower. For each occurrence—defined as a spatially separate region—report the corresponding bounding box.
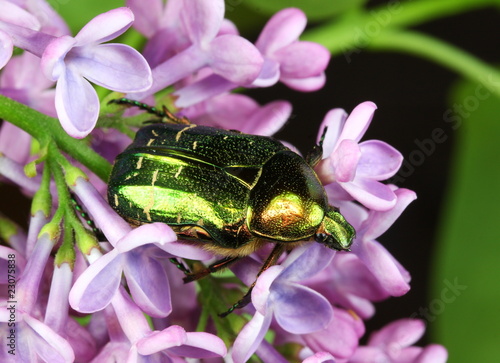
[96,288,227,362]
[349,319,448,363]
[302,351,337,363]
[0,52,56,164]
[254,8,330,90]
[129,0,263,100]
[0,1,40,69]
[232,243,335,363]
[349,188,416,297]
[182,93,292,136]
[174,7,329,108]
[14,0,70,36]
[1,231,75,362]
[315,102,403,211]
[41,8,152,138]
[301,306,365,359]
[304,251,390,319]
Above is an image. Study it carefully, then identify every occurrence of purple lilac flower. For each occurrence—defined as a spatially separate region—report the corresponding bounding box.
[93,288,227,362]
[181,93,292,136]
[40,8,152,138]
[0,1,40,68]
[349,319,448,363]
[348,188,415,297]
[129,0,263,101]
[232,243,337,363]
[315,102,403,211]
[174,7,330,108]
[0,52,56,164]
[0,7,152,138]
[1,227,75,362]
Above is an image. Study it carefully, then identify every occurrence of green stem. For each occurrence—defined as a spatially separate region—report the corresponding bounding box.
[0,95,111,181]
[302,0,495,56]
[369,30,500,99]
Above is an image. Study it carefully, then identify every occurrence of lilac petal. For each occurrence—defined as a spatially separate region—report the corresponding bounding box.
[370,319,425,348]
[275,42,330,78]
[281,72,326,92]
[136,326,186,354]
[181,0,224,45]
[363,188,417,239]
[252,58,280,87]
[124,250,172,317]
[272,282,333,334]
[252,265,283,313]
[23,314,75,362]
[116,223,177,253]
[349,346,388,362]
[2,51,54,91]
[168,331,227,358]
[232,311,272,363]
[208,35,263,84]
[0,122,32,164]
[302,352,336,363]
[331,139,361,182]
[280,243,335,281]
[318,108,348,157]
[353,240,410,296]
[55,68,99,138]
[340,177,397,211]
[69,250,122,312]
[201,94,290,136]
[0,2,40,29]
[41,35,76,80]
[337,102,377,143]
[303,308,361,359]
[75,8,134,45]
[127,0,164,37]
[357,140,403,179]
[73,43,152,91]
[0,31,13,69]
[65,318,97,362]
[256,8,306,54]
[247,100,291,136]
[157,240,213,260]
[415,345,448,363]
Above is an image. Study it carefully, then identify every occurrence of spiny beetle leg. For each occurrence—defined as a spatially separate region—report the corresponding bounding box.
[169,258,191,275]
[183,256,241,283]
[218,243,287,317]
[108,98,190,125]
[305,126,328,167]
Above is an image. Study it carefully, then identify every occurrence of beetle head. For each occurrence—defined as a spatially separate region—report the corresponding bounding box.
[315,206,355,251]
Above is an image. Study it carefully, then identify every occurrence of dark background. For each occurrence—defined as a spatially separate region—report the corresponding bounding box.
[1,2,498,344]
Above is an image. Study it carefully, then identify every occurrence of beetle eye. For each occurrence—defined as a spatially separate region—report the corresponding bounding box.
[315,233,328,243]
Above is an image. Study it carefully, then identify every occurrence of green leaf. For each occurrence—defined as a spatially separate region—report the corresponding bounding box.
[431,79,500,362]
[54,0,124,34]
[243,0,366,21]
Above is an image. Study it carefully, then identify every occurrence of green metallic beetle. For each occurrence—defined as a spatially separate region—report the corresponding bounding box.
[107,99,355,314]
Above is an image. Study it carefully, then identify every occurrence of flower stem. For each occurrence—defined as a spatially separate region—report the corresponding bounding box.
[369,30,500,99]
[0,95,111,181]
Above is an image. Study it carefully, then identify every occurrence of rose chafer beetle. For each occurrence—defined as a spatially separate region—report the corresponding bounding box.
[107,99,355,315]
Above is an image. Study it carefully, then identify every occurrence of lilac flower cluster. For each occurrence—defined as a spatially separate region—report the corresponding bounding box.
[0,0,447,362]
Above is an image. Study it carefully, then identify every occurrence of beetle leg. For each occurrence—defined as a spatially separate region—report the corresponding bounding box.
[108,98,190,125]
[218,243,287,317]
[169,258,191,275]
[183,256,241,283]
[305,126,328,167]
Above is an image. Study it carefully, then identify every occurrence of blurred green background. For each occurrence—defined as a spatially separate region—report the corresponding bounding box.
[2,0,499,361]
